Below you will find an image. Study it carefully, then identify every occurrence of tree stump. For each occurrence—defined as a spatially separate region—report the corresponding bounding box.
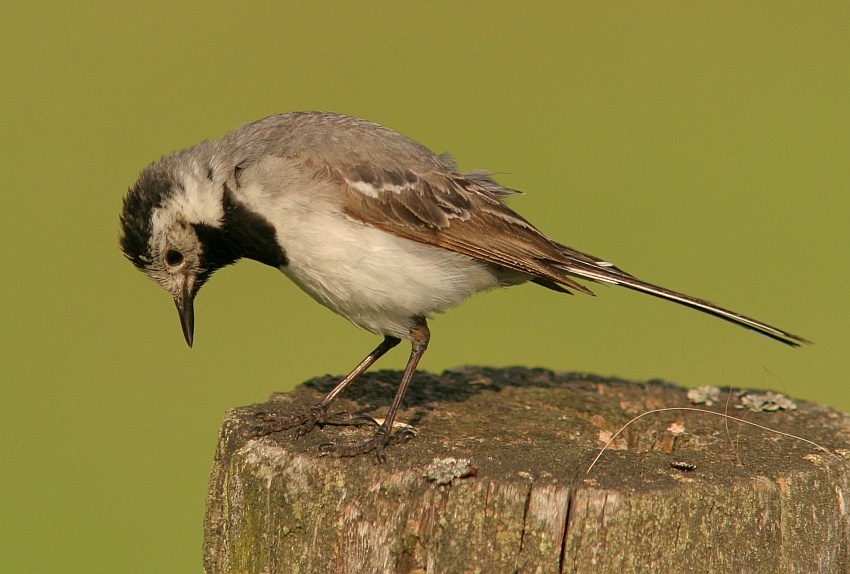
[203,367,850,574]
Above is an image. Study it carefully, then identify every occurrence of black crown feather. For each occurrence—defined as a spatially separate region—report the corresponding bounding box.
[119,165,176,269]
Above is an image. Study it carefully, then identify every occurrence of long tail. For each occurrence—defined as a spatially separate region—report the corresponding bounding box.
[553,256,811,347]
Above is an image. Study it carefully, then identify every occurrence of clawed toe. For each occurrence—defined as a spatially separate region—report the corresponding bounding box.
[319,426,415,462]
[323,412,380,427]
[386,428,416,445]
[251,405,326,437]
[252,402,416,460]
[250,406,381,439]
[319,435,387,462]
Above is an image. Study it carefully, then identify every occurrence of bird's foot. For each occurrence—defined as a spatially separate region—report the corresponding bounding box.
[252,404,378,438]
[319,425,416,463]
[253,403,326,437]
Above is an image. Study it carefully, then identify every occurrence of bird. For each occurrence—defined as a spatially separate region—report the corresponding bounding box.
[119,111,809,460]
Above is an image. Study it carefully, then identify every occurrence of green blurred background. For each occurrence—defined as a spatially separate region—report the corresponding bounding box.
[1,2,847,572]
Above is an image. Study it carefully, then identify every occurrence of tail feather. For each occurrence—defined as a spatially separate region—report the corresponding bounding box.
[553,259,811,347]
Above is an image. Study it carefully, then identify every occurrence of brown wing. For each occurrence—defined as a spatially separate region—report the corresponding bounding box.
[282,113,807,346]
[222,111,615,292]
[329,155,634,295]
[327,157,810,346]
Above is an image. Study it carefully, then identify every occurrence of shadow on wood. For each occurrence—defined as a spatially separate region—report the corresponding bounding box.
[203,367,850,573]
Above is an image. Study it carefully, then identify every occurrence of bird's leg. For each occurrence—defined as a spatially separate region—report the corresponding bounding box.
[253,335,401,437]
[320,318,429,462]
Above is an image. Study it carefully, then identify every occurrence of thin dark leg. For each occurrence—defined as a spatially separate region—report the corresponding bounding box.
[320,317,430,462]
[254,335,401,437]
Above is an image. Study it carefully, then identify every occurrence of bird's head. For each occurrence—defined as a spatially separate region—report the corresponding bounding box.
[120,154,235,347]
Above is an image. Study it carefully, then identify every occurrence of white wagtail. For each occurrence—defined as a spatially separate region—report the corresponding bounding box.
[119,111,809,460]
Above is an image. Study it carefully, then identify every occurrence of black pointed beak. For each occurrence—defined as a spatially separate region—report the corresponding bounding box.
[174,281,195,348]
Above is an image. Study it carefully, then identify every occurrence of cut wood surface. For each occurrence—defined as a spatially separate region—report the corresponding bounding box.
[203,367,850,574]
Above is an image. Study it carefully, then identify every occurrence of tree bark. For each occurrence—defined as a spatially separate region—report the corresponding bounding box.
[203,367,850,573]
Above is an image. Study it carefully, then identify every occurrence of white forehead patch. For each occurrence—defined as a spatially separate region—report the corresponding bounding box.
[147,164,226,261]
[154,164,225,231]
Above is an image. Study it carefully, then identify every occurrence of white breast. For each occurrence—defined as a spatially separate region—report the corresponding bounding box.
[236,181,522,339]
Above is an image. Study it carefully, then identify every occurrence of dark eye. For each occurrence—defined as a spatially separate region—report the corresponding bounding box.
[165,250,184,267]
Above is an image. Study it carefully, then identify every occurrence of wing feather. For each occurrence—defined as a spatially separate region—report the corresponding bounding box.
[334,161,598,293]
[282,113,808,347]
